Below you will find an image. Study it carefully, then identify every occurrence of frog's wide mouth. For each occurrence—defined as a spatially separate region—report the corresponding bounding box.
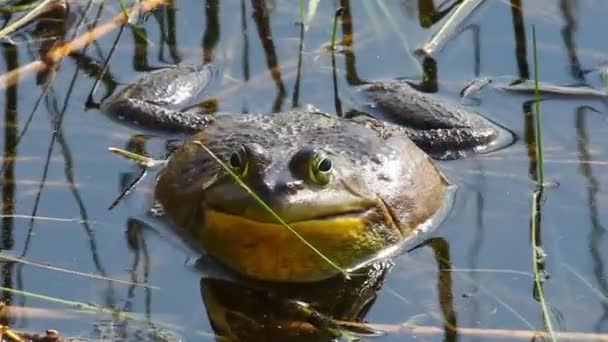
[204,207,377,234]
[203,190,381,225]
[198,206,392,282]
[205,205,376,229]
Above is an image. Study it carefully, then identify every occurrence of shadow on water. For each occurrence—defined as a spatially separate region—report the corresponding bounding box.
[250,0,286,112]
[510,0,529,80]
[193,237,457,341]
[0,0,607,340]
[575,106,608,332]
[424,238,458,342]
[202,0,219,65]
[560,0,583,81]
[1,41,17,316]
[124,219,152,319]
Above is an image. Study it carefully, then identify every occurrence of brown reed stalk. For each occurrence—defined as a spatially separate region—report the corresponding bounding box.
[0,0,167,91]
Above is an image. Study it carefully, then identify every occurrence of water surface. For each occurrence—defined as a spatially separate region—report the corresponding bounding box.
[0,0,607,340]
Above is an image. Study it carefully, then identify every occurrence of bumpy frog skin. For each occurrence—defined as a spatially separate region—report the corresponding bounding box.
[104,64,512,282]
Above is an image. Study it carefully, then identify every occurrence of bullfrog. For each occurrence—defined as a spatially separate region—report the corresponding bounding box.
[103,64,512,282]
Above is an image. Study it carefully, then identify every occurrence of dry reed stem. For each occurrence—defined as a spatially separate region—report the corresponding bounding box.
[0,0,167,90]
[350,324,608,342]
[282,319,608,341]
[333,321,608,341]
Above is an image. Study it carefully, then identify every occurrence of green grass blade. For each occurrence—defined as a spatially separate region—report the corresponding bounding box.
[108,147,165,168]
[0,286,217,337]
[531,190,557,340]
[360,0,381,33]
[331,7,344,51]
[0,285,123,314]
[0,253,158,289]
[330,7,344,50]
[0,3,39,14]
[304,0,320,27]
[191,140,352,279]
[0,0,57,40]
[418,0,485,56]
[118,0,129,18]
[375,0,421,74]
[531,25,556,341]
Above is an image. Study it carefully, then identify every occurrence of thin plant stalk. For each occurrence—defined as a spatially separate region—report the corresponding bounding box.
[0,0,59,40]
[333,319,608,341]
[0,286,217,337]
[0,325,23,342]
[532,25,544,185]
[531,190,556,340]
[299,0,304,24]
[0,0,167,90]
[418,0,486,56]
[330,7,344,50]
[118,0,129,15]
[0,253,158,289]
[531,25,557,341]
[108,147,165,168]
[304,0,320,29]
[0,2,39,14]
[0,286,130,316]
[375,1,420,74]
[191,140,352,279]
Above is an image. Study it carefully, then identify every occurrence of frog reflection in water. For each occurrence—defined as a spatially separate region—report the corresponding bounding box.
[104,64,512,338]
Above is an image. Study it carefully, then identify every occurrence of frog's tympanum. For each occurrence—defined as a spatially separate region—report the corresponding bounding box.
[104,65,512,282]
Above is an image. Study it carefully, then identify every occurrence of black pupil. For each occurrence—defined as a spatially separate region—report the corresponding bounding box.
[230,153,241,169]
[317,158,332,172]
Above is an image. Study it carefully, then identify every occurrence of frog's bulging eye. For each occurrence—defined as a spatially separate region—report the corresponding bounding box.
[317,157,332,173]
[229,153,241,169]
[229,145,248,177]
[309,152,332,185]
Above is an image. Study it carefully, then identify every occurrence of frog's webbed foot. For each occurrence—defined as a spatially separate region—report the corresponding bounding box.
[356,81,514,159]
[102,64,215,132]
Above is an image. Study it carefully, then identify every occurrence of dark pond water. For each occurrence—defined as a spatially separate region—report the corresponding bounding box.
[0,0,607,341]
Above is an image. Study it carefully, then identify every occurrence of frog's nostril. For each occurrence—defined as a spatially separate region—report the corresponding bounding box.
[284,180,304,194]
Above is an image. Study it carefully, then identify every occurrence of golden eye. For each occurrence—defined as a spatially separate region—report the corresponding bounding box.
[229,145,248,177]
[309,152,332,185]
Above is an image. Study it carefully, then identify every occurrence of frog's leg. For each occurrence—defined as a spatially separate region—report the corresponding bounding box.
[102,65,214,132]
[357,81,514,159]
